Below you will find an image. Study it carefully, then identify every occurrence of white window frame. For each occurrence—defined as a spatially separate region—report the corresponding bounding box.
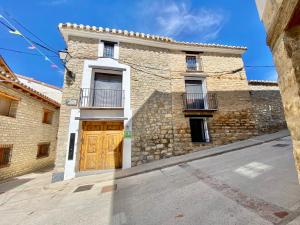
[186,54,202,71]
[98,40,119,59]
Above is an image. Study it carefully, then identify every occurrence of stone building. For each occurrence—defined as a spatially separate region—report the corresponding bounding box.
[53,23,286,181]
[0,56,61,180]
[255,0,300,182]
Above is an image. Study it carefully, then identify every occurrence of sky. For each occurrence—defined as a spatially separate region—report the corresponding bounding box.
[0,0,277,88]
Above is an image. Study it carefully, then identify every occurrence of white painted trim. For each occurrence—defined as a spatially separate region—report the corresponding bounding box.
[81,57,132,169]
[61,29,246,55]
[64,109,80,180]
[98,41,104,58]
[98,40,119,59]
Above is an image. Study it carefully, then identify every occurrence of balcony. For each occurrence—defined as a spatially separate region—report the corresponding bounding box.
[79,88,124,108]
[182,93,218,116]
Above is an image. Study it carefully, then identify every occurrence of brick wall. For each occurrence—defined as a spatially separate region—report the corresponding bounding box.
[0,84,59,180]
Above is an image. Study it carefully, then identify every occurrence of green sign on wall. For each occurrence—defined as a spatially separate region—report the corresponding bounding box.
[124,130,132,138]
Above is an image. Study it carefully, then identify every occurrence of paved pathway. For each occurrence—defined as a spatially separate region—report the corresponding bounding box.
[0,135,300,225]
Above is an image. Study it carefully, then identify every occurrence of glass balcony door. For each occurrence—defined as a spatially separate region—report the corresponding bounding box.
[93,73,122,107]
[185,80,205,109]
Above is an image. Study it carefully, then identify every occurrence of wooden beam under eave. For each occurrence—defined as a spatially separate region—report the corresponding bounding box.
[0,91,20,101]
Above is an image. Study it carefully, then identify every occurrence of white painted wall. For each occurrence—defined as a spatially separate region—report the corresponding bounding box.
[64,109,80,180]
[63,52,132,180]
[18,76,62,103]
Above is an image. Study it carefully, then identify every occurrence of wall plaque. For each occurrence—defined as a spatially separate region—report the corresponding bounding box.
[66,99,78,106]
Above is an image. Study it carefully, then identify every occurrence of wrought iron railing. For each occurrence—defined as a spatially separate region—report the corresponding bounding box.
[79,88,124,108]
[182,93,218,110]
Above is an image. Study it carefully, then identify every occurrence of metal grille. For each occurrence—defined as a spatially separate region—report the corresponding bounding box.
[186,56,197,71]
[80,88,124,108]
[103,43,114,58]
[183,93,218,110]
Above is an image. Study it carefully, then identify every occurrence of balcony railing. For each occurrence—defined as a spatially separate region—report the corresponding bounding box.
[182,93,218,110]
[79,88,124,108]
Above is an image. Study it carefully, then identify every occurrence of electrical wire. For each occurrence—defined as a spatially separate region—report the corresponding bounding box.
[4,10,58,53]
[0,47,58,57]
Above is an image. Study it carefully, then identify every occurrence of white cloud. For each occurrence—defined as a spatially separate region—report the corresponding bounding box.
[139,0,227,41]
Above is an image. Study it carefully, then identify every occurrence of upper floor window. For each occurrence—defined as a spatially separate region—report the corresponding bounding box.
[42,109,53,124]
[186,55,197,71]
[103,42,114,58]
[0,92,18,118]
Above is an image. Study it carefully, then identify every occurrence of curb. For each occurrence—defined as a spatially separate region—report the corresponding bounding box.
[74,130,290,183]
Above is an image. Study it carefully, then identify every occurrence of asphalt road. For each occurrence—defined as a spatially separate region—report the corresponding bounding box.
[1,136,300,225]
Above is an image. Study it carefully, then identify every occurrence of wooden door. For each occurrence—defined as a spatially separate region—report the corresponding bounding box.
[80,121,123,171]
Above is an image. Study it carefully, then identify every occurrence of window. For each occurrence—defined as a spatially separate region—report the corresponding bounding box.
[189,118,208,143]
[186,55,197,71]
[185,79,205,109]
[103,42,114,58]
[0,144,12,167]
[37,143,50,158]
[93,73,123,107]
[0,93,18,117]
[42,109,53,124]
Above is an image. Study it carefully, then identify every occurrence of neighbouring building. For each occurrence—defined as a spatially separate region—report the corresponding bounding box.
[53,23,286,181]
[255,0,300,182]
[0,56,61,180]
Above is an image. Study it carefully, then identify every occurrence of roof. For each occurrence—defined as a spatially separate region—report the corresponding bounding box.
[58,23,247,54]
[16,74,62,91]
[0,56,60,108]
[248,80,278,86]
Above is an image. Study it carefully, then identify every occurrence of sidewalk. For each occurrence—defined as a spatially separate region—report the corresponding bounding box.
[74,129,290,184]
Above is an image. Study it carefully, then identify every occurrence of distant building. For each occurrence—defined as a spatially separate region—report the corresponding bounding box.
[255,0,300,183]
[0,56,61,180]
[53,23,286,181]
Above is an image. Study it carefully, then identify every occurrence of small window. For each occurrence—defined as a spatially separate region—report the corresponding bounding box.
[0,95,18,118]
[0,144,12,167]
[42,109,53,124]
[186,55,197,71]
[103,42,114,58]
[189,118,208,143]
[37,143,50,158]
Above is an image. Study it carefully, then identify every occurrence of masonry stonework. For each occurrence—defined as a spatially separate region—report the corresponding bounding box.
[256,0,300,182]
[55,31,287,175]
[0,84,59,180]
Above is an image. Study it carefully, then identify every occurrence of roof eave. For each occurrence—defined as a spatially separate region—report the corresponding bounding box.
[59,27,247,55]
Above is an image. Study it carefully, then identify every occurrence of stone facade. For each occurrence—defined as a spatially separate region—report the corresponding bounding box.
[0,83,60,180]
[256,0,300,182]
[249,81,286,134]
[55,31,287,173]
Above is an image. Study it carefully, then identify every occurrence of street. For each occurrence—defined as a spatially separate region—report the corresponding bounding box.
[1,136,300,225]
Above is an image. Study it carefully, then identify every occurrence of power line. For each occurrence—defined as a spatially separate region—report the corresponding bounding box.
[0,47,58,57]
[5,11,58,53]
[0,14,62,71]
[0,21,59,55]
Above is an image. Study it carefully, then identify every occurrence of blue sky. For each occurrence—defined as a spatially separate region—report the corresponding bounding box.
[0,0,277,87]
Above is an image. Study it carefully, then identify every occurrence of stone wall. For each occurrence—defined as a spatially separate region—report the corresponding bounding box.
[57,35,287,171]
[0,84,59,180]
[54,36,98,173]
[119,43,258,166]
[257,0,300,182]
[250,90,286,134]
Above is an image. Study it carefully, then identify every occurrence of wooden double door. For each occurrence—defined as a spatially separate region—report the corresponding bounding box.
[80,121,123,171]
